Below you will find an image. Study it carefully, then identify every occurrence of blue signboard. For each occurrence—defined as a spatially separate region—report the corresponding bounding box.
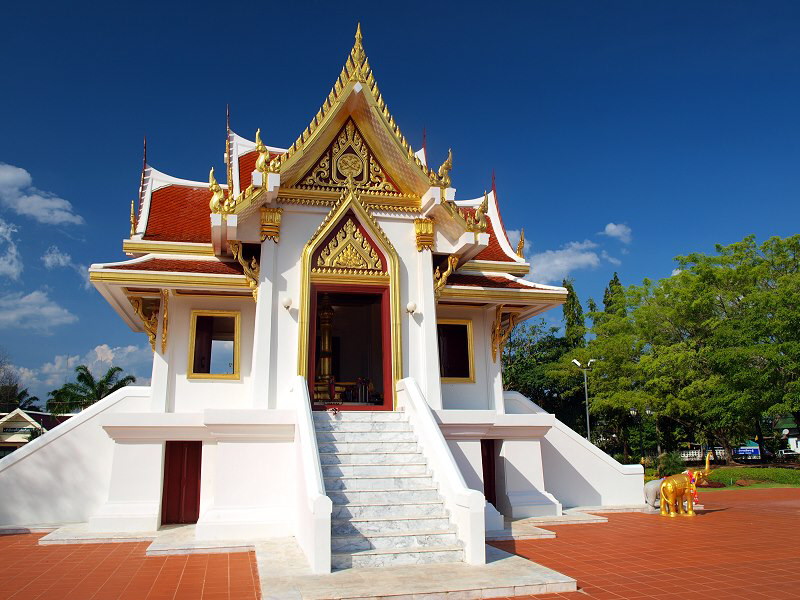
[734,446,760,455]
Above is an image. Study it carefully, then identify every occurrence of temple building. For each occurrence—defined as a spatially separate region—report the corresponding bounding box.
[0,26,643,573]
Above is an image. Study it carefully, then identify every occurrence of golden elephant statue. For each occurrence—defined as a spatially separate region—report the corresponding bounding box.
[659,452,712,517]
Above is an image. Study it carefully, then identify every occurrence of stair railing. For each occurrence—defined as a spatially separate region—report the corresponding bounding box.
[290,376,332,574]
[396,377,486,565]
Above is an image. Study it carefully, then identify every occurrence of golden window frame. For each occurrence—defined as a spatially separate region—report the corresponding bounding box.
[437,318,475,384]
[187,309,241,380]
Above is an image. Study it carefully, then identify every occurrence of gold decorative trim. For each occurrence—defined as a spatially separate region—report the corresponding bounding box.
[255,129,279,174]
[128,296,159,352]
[187,309,241,380]
[438,318,475,384]
[269,24,436,188]
[122,240,216,256]
[260,207,283,242]
[309,272,390,285]
[228,241,260,300]
[297,184,402,406]
[516,228,526,258]
[414,218,434,252]
[458,260,530,276]
[434,255,459,298]
[278,195,422,214]
[90,270,250,289]
[315,218,384,273]
[208,167,228,214]
[160,289,169,354]
[278,187,420,207]
[298,118,402,196]
[432,149,452,188]
[129,200,136,237]
[491,305,520,362]
[438,286,568,304]
[172,290,253,298]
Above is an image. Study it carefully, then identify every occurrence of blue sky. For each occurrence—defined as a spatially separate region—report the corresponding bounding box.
[1,1,799,400]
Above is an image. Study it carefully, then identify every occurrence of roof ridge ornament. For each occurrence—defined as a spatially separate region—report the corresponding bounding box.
[516,228,526,257]
[209,167,228,214]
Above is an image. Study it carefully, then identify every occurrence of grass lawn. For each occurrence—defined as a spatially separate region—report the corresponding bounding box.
[700,482,800,491]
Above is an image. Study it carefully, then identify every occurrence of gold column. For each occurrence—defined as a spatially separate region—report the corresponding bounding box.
[318,293,335,380]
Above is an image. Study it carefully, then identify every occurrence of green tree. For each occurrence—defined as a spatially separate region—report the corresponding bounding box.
[562,278,585,349]
[602,272,625,315]
[47,365,136,415]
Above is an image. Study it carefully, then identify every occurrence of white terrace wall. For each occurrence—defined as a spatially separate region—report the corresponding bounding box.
[0,387,151,528]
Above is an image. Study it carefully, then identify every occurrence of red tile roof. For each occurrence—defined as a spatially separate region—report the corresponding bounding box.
[474,214,517,262]
[143,185,212,243]
[238,151,258,192]
[106,258,244,275]
[447,274,532,289]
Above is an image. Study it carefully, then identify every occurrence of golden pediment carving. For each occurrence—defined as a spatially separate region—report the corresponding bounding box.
[315,218,384,274]
[299,119,401,196]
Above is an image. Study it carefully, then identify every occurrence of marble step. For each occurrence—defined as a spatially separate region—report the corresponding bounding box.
[319,451,423,465]
[327,488,441,504]
[316,430,417,443]
[331,530,459,552]
[314,421,411,432]
[313,411,407,422]
[324,474,435,491]
[322,463,428,478]
[332,501,446,520]
[317,441,419,454]
[332,546,464,570]
[331,516,453,536]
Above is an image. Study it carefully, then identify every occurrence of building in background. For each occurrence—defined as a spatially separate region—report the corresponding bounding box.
[0,409,72,458]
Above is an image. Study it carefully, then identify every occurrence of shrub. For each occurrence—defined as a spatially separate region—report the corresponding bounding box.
[707,467,800,486]
[657,451,685,477]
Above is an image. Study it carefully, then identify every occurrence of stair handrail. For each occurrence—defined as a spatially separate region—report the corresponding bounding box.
[290,376,332,574]
[396,377,486,565]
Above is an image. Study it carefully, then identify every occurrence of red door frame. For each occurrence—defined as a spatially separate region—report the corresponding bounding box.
[308,283,392,411]
[161,441,202,525]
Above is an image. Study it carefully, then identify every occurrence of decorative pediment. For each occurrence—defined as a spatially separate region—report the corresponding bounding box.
[312,215,386,276]
[298,119,402,197]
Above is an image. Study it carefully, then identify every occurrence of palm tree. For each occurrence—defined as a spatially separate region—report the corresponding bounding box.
[47,365,136,415]
[0,384,40,413]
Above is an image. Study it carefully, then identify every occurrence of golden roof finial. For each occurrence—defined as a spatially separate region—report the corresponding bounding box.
[351,23,366,78]
[130,199,136,237]
[516,228,526,257]
[435,148,453,188]
[475,190,488,230]
[209,167,226,213]
[255,128,270,174]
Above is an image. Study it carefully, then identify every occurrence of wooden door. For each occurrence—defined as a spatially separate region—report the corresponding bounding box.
[161,441,202,525]
[481,439,497,507]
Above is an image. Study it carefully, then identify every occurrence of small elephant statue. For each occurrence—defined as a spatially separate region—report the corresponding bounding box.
[644,478,662,508]
[659,452,712,517]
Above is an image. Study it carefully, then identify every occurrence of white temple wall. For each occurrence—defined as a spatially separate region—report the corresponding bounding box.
[0,387,151,527]
[437,306,493,410]
[167,295,256,412]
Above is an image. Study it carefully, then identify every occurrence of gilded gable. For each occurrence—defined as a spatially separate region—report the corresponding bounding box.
[298,119,402,197]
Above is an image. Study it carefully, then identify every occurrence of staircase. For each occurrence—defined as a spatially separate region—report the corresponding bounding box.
[313,411,465,570]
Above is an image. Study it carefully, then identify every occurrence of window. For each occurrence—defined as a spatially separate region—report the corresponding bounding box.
[437,319,474,383]
[188,310,240,379]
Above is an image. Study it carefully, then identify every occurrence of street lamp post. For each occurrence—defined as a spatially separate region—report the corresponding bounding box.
[572,359,596,441]
[629,406,654,461]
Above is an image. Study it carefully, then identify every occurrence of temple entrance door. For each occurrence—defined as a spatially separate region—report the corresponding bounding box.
[308,284,392,411]
[161,441,202,525]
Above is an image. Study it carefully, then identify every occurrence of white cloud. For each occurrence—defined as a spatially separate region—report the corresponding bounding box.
[0,163,84,225]
[41,245,90,288]
[671,268,682,276]
[600,222,632,244]
[0,218,23,280]
[0,290,78,332]
[506,229,531,256]
[528,240,601,283]
[15,343,152,400]
[601,250,622,266]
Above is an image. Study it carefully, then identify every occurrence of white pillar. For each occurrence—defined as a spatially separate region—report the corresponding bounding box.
[150,306,170,413]
[251,239,277,409]
[415,249,442,409]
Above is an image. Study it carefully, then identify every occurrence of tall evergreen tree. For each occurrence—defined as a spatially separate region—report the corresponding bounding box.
[603,272,625,315]
[562,278,585,348]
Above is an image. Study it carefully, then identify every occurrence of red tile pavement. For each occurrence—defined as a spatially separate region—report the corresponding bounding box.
[0,488,797,600]
[0,536,259,600]
[489,487,800,600]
